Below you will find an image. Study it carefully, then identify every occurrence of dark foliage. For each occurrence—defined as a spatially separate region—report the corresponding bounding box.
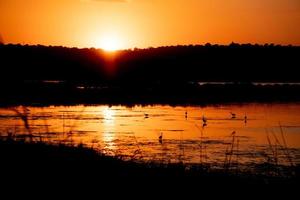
[1,43,299,83]
[1,44,300,105]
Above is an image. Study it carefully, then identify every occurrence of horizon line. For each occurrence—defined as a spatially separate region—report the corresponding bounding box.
[1,42,300,51]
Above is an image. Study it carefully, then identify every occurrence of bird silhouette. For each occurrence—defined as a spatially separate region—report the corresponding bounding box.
[230,112,236,119]
[202,115,207,123]
[159,132,163,144]
[202,115,207,126]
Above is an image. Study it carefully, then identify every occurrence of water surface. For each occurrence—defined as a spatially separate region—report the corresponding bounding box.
[1,103,300,168]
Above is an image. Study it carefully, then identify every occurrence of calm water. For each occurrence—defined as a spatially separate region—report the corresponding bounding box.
[1,103,300,167]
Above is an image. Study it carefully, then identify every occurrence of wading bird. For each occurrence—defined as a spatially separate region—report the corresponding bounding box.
[230,112,236,119]
[159,132,163,144]
[202,115,207,126]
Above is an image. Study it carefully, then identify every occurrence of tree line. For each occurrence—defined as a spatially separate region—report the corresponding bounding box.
[1,43,299,85]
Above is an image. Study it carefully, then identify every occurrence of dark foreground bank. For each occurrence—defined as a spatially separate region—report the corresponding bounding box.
[0,137,298,187]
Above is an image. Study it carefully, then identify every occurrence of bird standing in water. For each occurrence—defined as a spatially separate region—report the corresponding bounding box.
[159,132,163,144]
[230,112,236,119]
[202,115,207,127]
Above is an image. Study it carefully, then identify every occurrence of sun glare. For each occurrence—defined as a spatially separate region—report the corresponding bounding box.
[97,35,122,51]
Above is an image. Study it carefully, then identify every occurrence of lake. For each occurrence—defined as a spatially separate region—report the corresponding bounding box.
[1,103,300,169]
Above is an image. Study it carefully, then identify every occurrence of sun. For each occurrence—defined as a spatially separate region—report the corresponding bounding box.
[97,34,122,51]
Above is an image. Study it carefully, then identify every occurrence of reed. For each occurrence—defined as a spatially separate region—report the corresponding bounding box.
[266,130,278,167]
[224,131,236,170]
[195,124,203,164]
[278,122,294,167]
[131,131,143,160]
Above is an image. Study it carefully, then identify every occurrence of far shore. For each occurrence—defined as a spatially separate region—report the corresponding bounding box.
[1,82,300,107]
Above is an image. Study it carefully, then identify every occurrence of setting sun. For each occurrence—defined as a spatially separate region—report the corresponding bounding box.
[97,34,122,51]
[1,0,300,47]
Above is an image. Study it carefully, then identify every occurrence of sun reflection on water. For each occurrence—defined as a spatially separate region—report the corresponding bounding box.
[102,107,116,151]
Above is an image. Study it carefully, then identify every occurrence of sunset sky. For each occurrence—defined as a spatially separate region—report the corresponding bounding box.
[1,0,300,49]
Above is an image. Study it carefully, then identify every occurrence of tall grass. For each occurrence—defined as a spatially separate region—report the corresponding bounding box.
[224,131,237,170]
[264,124,296,177]
[195,124,207,166]
[279,122,294,167]
[2,105,297,179]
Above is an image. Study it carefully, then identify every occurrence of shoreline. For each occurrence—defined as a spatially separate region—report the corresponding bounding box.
[1,83,300,107]
[0,137,298,185]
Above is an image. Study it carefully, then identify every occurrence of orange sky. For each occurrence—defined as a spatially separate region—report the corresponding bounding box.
[1,0,300,49]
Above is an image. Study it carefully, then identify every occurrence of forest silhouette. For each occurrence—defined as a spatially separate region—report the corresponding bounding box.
[1,43,300,82]
[1,43,300,105]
